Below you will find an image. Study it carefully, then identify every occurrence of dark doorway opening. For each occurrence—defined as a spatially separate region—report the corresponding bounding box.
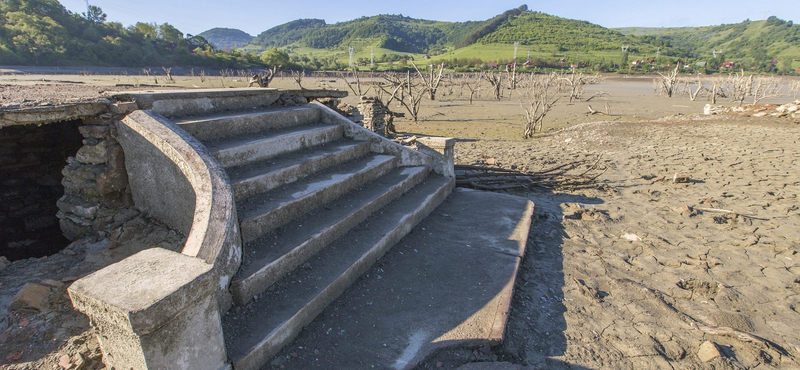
[0,119,84,261]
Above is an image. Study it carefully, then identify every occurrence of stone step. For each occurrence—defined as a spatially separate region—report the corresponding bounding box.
[231,165,431,306]
[205,122,343,169]
[222,175,455,370]
[228,139,372,200]
[237,154,398,243]
[174,105,321,142]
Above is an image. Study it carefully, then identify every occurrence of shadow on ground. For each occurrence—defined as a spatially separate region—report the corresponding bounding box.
[495,190,603,370]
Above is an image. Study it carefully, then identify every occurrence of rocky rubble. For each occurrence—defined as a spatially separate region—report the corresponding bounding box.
[704,100,800,121]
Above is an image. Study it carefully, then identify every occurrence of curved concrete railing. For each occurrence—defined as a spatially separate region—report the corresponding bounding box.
[68,109,241,370]
[116,109,242,311]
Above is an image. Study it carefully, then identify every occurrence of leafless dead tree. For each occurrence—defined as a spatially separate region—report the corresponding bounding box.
[378,72,426,123]
[790,81,800,99]
[555,70,588,102]
[249,65,278,88]
[291,69,306,89]
[750,76,783,105]
[506,62,518,91]
[460,73,483,105]
[161,67,174,83]
[339,66,373,96]
[483,72,503,100]
[520,73,559,138]
[657,63,681,97]
[412,62,445,101]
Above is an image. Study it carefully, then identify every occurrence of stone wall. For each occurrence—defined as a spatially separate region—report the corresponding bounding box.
[0,120,83,260]
[357,96,387,136]
[57,103,139,241]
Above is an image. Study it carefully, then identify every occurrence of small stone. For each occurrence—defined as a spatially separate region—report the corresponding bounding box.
[0,256,9,271]
[697,341,721,362]
[78,125,110,139]
[110,102,138,115]
[752,112,768,117]
[676,205,696,217]
[61,276,79,283]
[58,354,72,369]
[10,283,52,312]
[673,173,691,183]
[436,361,443,368]
[486,157,497,165]
[75,141,109,165]
[40,279,65,289]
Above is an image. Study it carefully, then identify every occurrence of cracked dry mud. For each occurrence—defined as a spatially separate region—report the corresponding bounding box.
[438,116,800,370]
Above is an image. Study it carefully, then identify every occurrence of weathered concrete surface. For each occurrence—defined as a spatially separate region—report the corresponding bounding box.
[110,88,282,118]
[68,248,227,370]
[0,101,109,128]
[116,110,242,313]
[110,88,345,118]
[417,136,456,177]
[269,188,534,369]
[313,101,435,169]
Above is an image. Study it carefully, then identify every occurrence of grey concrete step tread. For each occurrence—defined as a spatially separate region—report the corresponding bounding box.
[237,154,398,241]
[174,105,316,126]
[231,165,430,305]
[268,189,534,370]
[222,175,454,370]
[228,139,370,198]
[174,106,320,142]
[204,122,339,153]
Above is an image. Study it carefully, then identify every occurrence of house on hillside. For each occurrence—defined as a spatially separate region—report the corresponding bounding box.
[408,56,415,62]
[631,59,641,65]
[721,61,735,68]
[522,60,533,67]
[796,67,800,73]
[696,61,707,68]
[486,62,499,69]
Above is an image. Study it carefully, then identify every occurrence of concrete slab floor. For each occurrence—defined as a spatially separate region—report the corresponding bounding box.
[267,188,534,370]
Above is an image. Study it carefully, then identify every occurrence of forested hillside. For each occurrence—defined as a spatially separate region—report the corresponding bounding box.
[250,15,462,54]
[480,11,667,54]
[2,0,796,73]
[198,28,254,50]
[617,17,800,72]
[0,0,262,67]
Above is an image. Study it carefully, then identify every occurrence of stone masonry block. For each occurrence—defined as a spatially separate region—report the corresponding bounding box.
[68,248,228,370]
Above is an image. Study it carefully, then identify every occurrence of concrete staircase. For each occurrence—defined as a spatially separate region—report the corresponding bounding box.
[174,104,454,370]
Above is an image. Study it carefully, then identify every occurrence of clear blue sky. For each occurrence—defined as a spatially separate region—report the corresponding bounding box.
[59,0,799,37]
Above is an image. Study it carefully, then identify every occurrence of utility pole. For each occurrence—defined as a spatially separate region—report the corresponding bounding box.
[370,48,374,68]
[349,46,354,68]
[513,41,520,61]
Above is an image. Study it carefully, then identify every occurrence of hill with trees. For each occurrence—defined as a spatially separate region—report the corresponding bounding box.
[2,1,796,73]
[198,28,254,50]
[0,0,262,67]
[616,17,800,73]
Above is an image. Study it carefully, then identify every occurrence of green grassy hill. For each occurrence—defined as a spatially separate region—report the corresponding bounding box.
[243,6,678,71]
[616,17,800,72]
[198,28,254,50]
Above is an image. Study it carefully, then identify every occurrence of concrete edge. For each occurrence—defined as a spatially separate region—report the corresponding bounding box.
[110,88,281,118]
[488,196,535,341]
[0,101,110,128]
[311,101,436,169]
[118,110,242,312]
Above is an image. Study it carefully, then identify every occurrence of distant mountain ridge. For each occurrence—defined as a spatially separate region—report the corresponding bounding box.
[236,5,667,55]
[198,28,254,50]
[615,16,800,63]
